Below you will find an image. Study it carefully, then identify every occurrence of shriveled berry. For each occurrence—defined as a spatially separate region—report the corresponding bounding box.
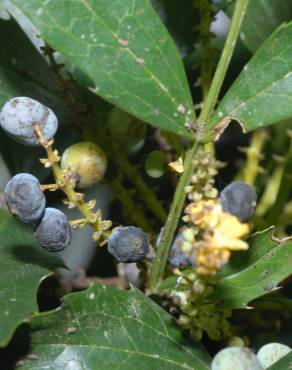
[0,97,58,146]
[107,106,146,147]
[220,181,257,222]
[34,208,71,252]
[168,234,195,268]
[211,347,263,370]
[257,343,291,369]
[61,141,107,189]
[107,226,149,263]
[4,173,45,223]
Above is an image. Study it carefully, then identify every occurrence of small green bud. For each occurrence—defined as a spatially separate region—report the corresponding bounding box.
[145,150,166,178]
[107,106,146,147]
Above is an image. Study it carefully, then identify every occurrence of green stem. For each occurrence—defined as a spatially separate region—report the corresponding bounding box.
[199,0,249,124]
[148,0,249,293]
[244,129,267,185]
[148,141,200,292]
[198,0,215,99]
[111,177,153,232]
[256,162,285,218]
[266,142,292,225]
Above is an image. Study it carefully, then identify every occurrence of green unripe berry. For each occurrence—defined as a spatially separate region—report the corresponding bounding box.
[145,150,166,178]
[257,343,291,369]
[61,141,107,189]
[107,106,147,147]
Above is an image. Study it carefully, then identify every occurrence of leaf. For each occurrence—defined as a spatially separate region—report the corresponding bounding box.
[219,227,276,278]
[19,283,210,370]
[212,228,292,309]
[266,352,292,370]
[0,18,65,111]
[227,0,292,53]
[151,0,199,58]
[0,210,63,347]
[0,17,75,179]
[12,0,195,137]
[207,22,292,138]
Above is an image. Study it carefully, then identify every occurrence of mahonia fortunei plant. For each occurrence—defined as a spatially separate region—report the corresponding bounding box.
[0,0,292,369]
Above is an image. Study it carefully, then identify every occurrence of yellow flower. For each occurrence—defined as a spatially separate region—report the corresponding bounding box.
[184,199,249,275]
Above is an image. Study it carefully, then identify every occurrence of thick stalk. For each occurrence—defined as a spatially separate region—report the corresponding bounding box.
[148,141,199,291]
[198,0,215,99]
[148,0,250,293]
[199,0,249,124]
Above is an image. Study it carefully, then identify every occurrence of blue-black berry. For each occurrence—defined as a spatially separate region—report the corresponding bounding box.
[220,181,257,222]
[107,226,149,263]
[4,173,46,223]
[0,97,58,146]
[34,208,71,252]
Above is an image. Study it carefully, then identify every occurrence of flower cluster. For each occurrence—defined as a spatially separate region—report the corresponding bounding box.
[170,270,232,341]
[184,199,249,275]
[184,147,222,202]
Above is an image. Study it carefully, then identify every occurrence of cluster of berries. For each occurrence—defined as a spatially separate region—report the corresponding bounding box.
[0,97,150,262]
[211,342,291,370]
[0,97,71,252]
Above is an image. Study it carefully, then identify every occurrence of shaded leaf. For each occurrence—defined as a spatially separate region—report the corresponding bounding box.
[0,210,63,347]
[12,0,195,137]
[212,228,292,309]
[207,22,292,138]
[151,0,199,58]
[20,283,210,370]
[0,17,75,178]
[227,0,292,53]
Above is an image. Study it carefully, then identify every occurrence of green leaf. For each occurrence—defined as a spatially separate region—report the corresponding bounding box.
[151,0,199,58]
[227,0,292,53]
[212,228,292,309]
[0,18,65,111]
[219,227,276,278]
[0,17,73,178]
[12,0,195,137]
[0,210,63,347]
[207,22,292,138]
[20,283,210,370]
[266,352,292,370]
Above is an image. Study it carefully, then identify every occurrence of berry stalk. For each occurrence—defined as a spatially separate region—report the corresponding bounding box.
[34,125,111,243]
